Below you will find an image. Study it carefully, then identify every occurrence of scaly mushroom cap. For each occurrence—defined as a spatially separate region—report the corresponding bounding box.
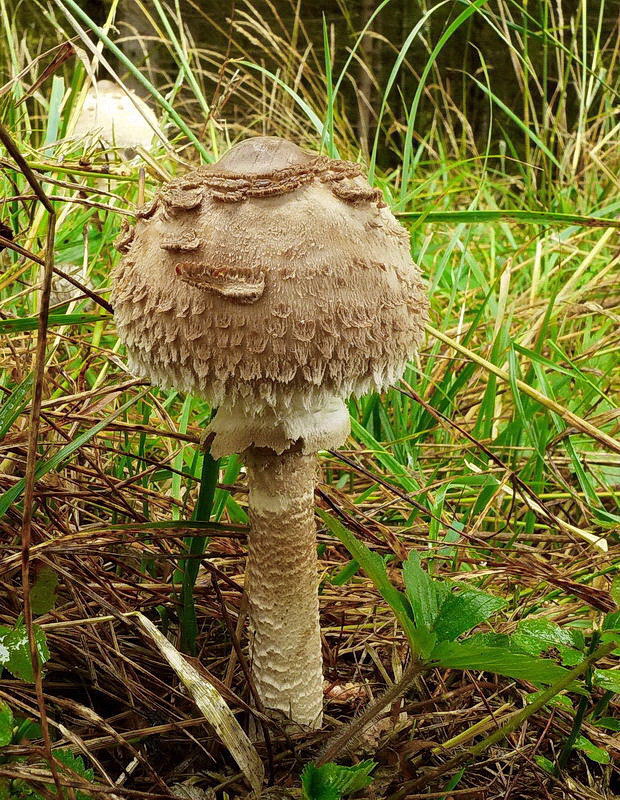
[73,80,159,152]
[113,137,428,456]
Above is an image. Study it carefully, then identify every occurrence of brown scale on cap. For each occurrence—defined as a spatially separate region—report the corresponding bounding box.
[113,136,428,457]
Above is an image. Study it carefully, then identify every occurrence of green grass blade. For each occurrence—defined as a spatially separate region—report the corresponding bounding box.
[466,74,561,169]
[179,450,219,655]
[238,60,329,144]
[399,0,491,207]
[396,210,620,228]
[0,314,109,333]
[0,372,33,440]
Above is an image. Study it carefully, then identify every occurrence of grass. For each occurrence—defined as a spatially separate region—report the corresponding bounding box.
[0,0,618,798]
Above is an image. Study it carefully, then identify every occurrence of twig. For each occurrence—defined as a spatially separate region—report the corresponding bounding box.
[317,657,427,766]
[0,120,64,800]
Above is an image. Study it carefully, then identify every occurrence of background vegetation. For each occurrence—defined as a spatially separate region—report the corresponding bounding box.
[0,1,618,798]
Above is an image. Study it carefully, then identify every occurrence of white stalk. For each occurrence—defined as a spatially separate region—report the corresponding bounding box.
[243,447,323,729]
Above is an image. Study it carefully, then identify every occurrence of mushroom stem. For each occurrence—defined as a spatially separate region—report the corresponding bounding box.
[243,446,323,729]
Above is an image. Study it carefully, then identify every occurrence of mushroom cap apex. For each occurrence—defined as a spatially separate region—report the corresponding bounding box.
[209,136,314,176]
[93,79,119,93]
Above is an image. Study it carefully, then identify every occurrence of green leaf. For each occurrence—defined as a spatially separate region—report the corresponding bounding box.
[599,632,620,656]
[0,625,50,682]
[574,736,610,764]
[180,446,219,656]
[329,560,360,586]
[318,510,418,648]
[9,749,96,800]
[403,553,505,643]
[14,718,42,741]
[410,628,438,661]
[301,761,376,800]
[54,749,95,782]
[603,611,620,632]
[558,647,584,667]
[592,669,620,694]
[611,576,620,608]
[465,632,515,650]
[431,641,570,684]
[30,566,59,616]
[512,619,583,666]
[441,768,465,794]
[403,551,445,632]
[527,689,573,711]
[591,717,620,732]
[0,700,13,746]
[0,313,108,334]
[433,588,506,641]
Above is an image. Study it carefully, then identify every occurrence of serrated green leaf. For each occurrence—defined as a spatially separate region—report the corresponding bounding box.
[433,588,506,641]
[512,619,582,665]
[54,748,95,783]
[0,625,50,682]
[431,640,570,684]
[301,761,376,800]
[11,749,96,800]
[402,551,445,633]
[558,646,583,666]
[403,554,504,643]
[0,700,13,746]
[603,611,620,632]
[302,764,339,800]
[410,628,437,660]
[30,566,59,616]
[592,668,620,694]
[599,631,620,656]
[465,632,515,650]
[574,736,610,764]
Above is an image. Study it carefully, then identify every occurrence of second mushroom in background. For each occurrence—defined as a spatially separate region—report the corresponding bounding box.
[73,79,161,158]
[112,136,429,729]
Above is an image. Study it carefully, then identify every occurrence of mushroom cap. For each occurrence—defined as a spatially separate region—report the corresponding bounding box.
[113,137,428,455]
[73,80,159,152]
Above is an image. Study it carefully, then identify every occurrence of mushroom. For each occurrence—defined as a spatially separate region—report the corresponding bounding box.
[112,136,429,729]
[73,79,160,156]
